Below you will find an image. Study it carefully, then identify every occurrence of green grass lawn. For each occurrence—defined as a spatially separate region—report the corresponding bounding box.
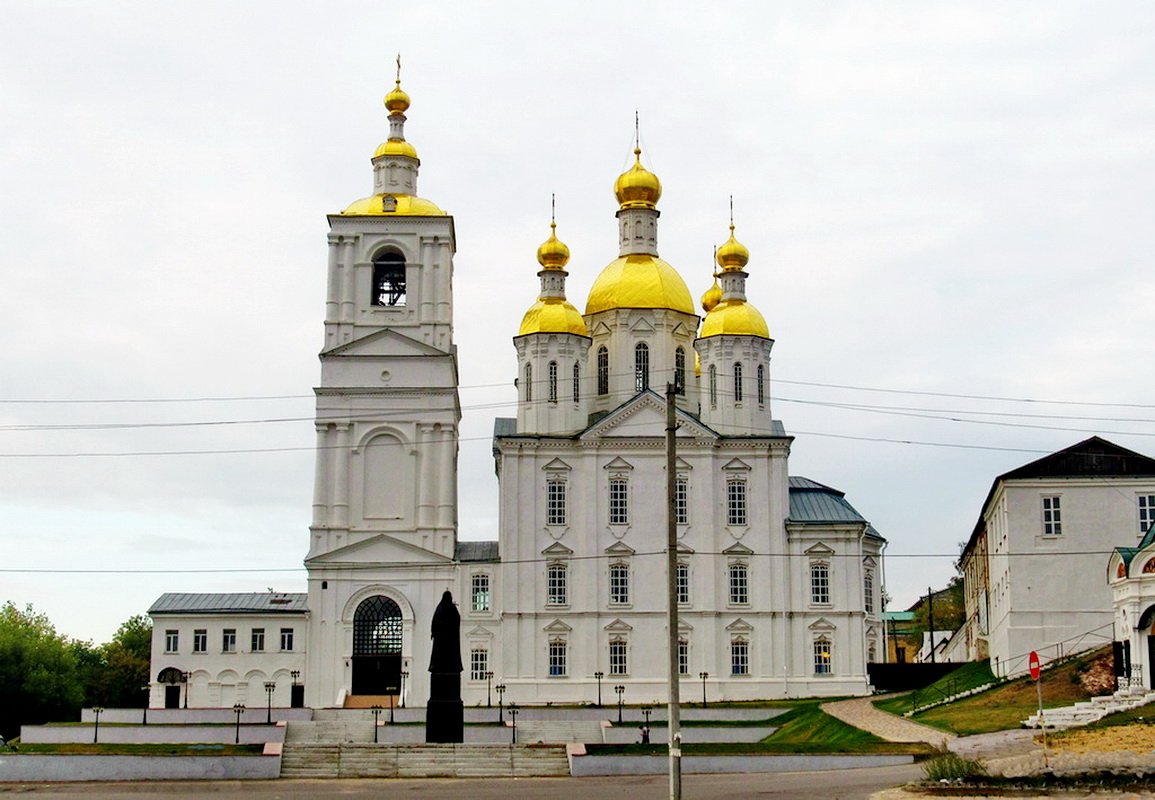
[873,660,996,717]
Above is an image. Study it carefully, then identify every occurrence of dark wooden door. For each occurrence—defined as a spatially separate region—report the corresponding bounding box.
[352,654,401,695]
[164,685,181,709]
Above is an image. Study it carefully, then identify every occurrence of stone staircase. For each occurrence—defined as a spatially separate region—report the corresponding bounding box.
[284,717,376,743]
[516,719,606,744]
[280,742,570,778]
[1023,687,1155,730]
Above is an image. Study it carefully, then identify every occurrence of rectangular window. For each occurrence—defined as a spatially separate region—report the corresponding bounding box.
[165,630,179,653]
[251,628,265,653]
[609,477,629,525]
[729,563,749,605]
[609,563,630,605]
[280,628,295,652]
[864,570,875,614]
[547,479,567,526]
[676,562,690,605]
[1042,496,1062,536]
[814,639,832,675]
[731,640,749,675]
[727,480,747,526]
[678,639,690,676]
[471,573,491,612]
[193,629,207,653]
[1140,495,1155,534]
[549,640,567,677]
[674,478,688,525]
[810,562,831,605]
[609,640,628,675]
[547,563,567,606]
[222,628,236,653]
[470,648,488,681]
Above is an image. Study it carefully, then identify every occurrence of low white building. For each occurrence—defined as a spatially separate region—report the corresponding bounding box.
[959,437,1155,677]
[1109,525,1155,690]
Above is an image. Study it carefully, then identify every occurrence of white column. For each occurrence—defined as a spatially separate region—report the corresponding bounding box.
[331,423,351,529]
[417,423,436,528]
[312,423,330,526]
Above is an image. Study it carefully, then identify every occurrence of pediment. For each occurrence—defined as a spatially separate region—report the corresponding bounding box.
[603,618,633,632]
[591,320,612,337]
[603,456,635,471]
[805,542,835,556]
[676,542,695,554]
[674,457,693,471]
[722,458,752,472]
[677,619,694,632]
[467,626,494,638]
[542,541,574,557]
[726,617,753,632]
[605,541,636,556]
[305,533,454,567]
[324,327,447,358]
[542,457,572,472]
[630,317,656,333]
[722,542,754,556]
[582,393,718,441]
[671,322,692,338]
[543,619,572,633]
[863,556,877,567]
[809,617,836,632]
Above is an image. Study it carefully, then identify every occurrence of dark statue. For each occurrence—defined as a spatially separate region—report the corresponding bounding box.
[425,590,464,742]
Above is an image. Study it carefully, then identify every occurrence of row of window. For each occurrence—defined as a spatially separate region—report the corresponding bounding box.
[466,637,835,680]
[545,476,747,527]
[1039,494,1155,537]
[164,627,295,654]
[542,561,864,609]
[707,362,766,408]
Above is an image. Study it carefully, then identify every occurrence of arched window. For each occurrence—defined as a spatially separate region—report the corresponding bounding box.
[756,364,765,405]
[708,364,717,408]
[371,251,406,306]
[573,361,581,402]
[733,362,743,403]
[674,347,686,395]
[597,347,609,396]
[548,361,558,404]
[353,595,403,656]
[635,342,650,392]
[524,363,533,402]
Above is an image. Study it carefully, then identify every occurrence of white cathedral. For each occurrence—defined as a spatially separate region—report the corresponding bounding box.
[147,76,886,711]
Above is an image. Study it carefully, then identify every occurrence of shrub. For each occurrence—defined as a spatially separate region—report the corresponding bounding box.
[922,744,987,782]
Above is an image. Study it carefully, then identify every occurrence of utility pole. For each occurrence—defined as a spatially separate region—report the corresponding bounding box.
[665,383,682,800]
[927,586,936,665]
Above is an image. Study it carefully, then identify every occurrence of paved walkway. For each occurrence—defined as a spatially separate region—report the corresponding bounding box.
[821,696,954,749]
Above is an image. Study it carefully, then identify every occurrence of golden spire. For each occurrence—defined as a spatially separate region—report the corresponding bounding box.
[716,196,750,271]
[536,193,571,270]
[613,114,662,210]
[384,53,411,115]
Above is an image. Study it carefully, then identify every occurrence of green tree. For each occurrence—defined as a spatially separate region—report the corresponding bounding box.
[97,614,152,708]
[905,576,965,653]
[0,603,84,739]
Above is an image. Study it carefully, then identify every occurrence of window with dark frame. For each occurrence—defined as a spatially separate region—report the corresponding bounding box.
[165,630,179,653]
[547,478,567,526]
[1042,496,1062,536]
[193,629,207,653]
[280,627,295,652]
[728,563,749,605]
[222,628,236,653]
[597,347,609,395]
[609,476,629,525]
[634,342,650,392]
[609,639,628,675]
[674,347,686,395]
[251,628,265,652]
[733,362,743,403]
[547,563,567,606]
[727,479,747,526]
[609,562,630,605]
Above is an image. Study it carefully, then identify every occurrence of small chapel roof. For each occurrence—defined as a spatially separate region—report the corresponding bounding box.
[149,592,308,615]
[788,476,878,531]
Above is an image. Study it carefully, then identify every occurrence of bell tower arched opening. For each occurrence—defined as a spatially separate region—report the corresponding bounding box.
[352,595,403,695]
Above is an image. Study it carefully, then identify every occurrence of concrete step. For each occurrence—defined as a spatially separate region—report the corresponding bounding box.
[279,742,568,778]
[516,719,605,744]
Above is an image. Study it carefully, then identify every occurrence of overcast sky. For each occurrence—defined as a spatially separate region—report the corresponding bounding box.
[4,2,1155,644]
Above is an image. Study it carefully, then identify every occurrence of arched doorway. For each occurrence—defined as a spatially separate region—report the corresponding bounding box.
[157,667,185,709]
[1140,604,1155,690]
[352,595,403,695]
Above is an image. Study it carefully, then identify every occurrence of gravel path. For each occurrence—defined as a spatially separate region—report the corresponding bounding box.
[822,696,954,749]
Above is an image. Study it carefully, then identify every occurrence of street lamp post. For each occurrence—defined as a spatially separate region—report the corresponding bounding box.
[485,671,494,708]
[92,707,103,743]
[141,686,150,725]
[232,704,245,744]
[508,703,518,744]
[495,684,506,724]
[614,685,625,724]
[264,681,276,725]
[399,670,409,708]
[594,671,604,707]
[641,704,652,726]
[181,671,191,709]
[371,705,382,743]
[389,694,395,725]
[699,672,709,709]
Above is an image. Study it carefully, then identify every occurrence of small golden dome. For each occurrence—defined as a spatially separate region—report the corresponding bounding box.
[518,297,590,337]
[694,350,701,377]
[586,253,695,316]
[716,224,750,272]
[373,139,419,160]
[384,80,410,115]
[341,193,446,216]
[613,148,662,210]
[701,275,722,313]
[699,299,770,339]
[537,221,570,270]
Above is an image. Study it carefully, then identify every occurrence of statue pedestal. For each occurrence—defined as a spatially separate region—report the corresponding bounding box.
[426,672,463,743]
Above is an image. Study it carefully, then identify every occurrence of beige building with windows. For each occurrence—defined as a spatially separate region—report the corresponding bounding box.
[148,77,885,708]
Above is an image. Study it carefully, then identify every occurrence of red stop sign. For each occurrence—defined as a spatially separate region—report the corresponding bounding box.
[1029,650,1041,680]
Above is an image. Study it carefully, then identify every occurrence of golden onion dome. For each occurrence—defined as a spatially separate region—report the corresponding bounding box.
[537,221,570,270]
[613,148,662,210]
[518,297,590,337]
[701,275,723,313]
[586,253,696,316]
[716,224,750,272]
[341,193,446,216]
[384,80,410,115]
[373,139,419,160]
[699,299,771,339]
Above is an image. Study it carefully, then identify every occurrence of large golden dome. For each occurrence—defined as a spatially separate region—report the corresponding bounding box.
[518,298,589,337]
[613,148,662,210]
[341,193,446,216]
[586,254,695,315]
[699,299,770,339]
